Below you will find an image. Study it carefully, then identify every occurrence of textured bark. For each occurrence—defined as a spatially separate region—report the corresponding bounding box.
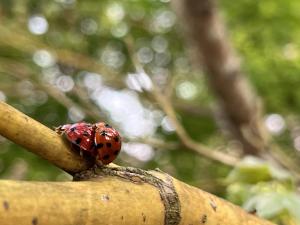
[0,167,275,225]
[172,0,268,155]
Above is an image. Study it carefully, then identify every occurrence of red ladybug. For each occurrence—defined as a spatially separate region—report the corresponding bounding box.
[55,122,95,155]
[93,122,122,165]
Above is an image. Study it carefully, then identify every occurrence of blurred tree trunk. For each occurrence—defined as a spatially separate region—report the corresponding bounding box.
[172,0,268,156]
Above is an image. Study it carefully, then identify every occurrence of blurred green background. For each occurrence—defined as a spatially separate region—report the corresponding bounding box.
[0,0,300,224]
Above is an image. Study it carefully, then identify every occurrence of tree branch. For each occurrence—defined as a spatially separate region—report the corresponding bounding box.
[124,37,239,167]
[150,85,239,166]
[0,167,275,225]
[0,101,92,173]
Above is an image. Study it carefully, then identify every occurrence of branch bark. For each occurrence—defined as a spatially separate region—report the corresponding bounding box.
[172,0,268,156]
[0,166,275,225]
[0,101,92,173]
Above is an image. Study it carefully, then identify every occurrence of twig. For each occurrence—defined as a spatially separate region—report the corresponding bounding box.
[71,86,107,121]
[0,60,103,122]
[125,37,239,166]
[151,85,239,166]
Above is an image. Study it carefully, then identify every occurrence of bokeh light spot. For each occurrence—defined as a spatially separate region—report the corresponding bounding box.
[68,106,85,122]
[55,75,74,92]
[33,50,56,68]
[101,48,125,69]
[264,114,286,135]
[161,116,175,133]
[92,87,158,137]
[176,81,198,100]
[123,142,155,162]
[111,22,129,38]
[151,35,168,53]
[106,3,125,24]
[293,136,300,151]
[80,18,98,35]
[28,15,48,35]
[137,47,154,64]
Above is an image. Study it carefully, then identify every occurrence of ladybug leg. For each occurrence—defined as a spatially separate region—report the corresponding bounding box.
[96,161,104,168]
[54,126,65,135]
[79,149,84,157]
[95,155,104,167]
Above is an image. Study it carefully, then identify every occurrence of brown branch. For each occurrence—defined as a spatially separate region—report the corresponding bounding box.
[151,85,239,166]
[124,37,239,166]
[0,101,92,173]
[172,0,268,156]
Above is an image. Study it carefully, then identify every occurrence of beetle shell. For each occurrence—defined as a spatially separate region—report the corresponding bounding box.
[94,122,122,165]
[56,122,95,153]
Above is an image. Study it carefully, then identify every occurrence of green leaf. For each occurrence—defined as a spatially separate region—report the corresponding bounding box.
[226,156,293,184]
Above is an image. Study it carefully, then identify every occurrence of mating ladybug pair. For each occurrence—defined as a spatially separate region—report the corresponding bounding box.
[55,122,121,165]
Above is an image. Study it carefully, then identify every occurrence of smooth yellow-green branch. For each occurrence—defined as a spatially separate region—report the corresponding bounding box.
[0,101,91,172]
[0,169,275,225]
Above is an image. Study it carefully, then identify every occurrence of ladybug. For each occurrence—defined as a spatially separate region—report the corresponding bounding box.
[93,122,122,165]
[55,122,95,155]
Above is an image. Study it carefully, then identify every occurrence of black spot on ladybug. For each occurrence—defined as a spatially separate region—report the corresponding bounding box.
[101,131,107,136]
[75,138,82,144]
[83,131,89,136]
[3,201,9,211]
[114,150,119,155]
[201,214,207,224]
[97,143,104,148]
[103,154,110,160]
[106,143,112,148]
[32,217,38,225]
[105,123,112,128]
[70,127,76,132]
[114,137,119,142]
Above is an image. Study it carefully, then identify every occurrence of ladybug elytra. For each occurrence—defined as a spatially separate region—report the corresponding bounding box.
[94,122,122,165]
[55,122,95,155]
[55,121,121,165]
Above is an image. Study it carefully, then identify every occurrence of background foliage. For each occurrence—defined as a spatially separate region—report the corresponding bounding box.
[0,0,300,224]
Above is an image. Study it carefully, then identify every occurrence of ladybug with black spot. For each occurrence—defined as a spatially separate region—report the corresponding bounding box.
[93,122,122,165]
[55,121,122,165]
[55,122,95,156]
